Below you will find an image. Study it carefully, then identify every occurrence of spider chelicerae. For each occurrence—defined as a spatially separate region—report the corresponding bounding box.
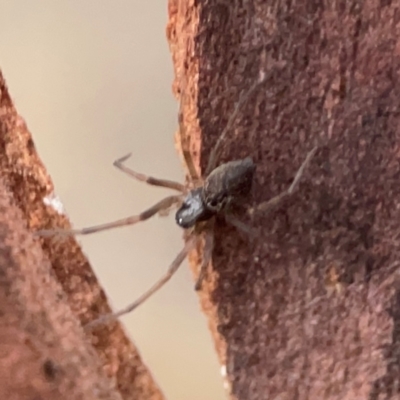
[38,75,317,329]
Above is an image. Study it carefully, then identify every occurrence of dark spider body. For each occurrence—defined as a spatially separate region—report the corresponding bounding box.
[175,157,256,229]
[37,74,316,328]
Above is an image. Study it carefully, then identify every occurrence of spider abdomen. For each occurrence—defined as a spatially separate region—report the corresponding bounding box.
[175,157,255,229]
[203,157,255,211]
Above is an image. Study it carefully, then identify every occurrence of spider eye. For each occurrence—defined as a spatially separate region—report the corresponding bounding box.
[208,199,219,208]
[206,197,223,211]
[181,201,191,210]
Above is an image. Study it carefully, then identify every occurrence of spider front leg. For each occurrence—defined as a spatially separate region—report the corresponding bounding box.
[249,146,318,216]
[85,234,198,329]
[37,195,182,237]
[114,153,185,192]
[194,226,215,291]
[205,74,267,176]
[175,73,203,185]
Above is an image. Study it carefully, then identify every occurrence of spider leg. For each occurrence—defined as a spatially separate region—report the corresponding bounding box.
[114,153,185,193]
[249,146,318,216]
[177,82,201,184]
[225,214,257,238]
[37,195,182,237]
[194,228,214,291]
[85,235,198,329]
[205,74,266,176]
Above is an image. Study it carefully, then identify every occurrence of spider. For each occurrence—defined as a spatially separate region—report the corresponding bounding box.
[38,75,317,329]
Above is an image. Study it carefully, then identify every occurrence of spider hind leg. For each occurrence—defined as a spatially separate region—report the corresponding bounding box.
[249,146,318,216]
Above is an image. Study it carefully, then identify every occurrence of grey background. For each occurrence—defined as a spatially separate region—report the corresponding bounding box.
[0,2,225,399]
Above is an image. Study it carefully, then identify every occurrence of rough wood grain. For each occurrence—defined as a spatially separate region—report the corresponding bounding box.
[0,71,164,400]
[168,1,400,399]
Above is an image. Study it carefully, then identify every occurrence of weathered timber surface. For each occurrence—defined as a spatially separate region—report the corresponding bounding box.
[168,1,400,399]
[0,71,164,399]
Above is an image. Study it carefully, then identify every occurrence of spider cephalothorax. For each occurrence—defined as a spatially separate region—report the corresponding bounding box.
[175,187,212,228]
